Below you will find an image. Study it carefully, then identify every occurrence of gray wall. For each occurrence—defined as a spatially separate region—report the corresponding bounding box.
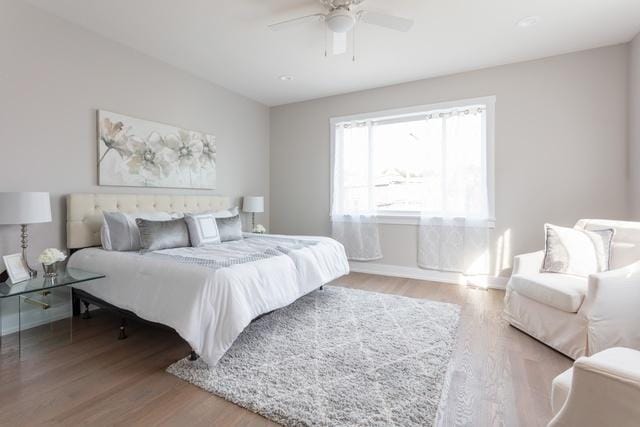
[0,0,270,269]
[270,45,630,276]
[630,33,640,217]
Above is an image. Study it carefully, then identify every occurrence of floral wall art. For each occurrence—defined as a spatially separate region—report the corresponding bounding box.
[98,110,216,189]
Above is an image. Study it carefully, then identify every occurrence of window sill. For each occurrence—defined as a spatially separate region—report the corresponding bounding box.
[376,214,421,225]
[380,215,496,228]
[333,214,496,228]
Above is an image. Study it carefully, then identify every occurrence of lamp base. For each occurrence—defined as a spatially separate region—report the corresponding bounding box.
[20,224,37,278]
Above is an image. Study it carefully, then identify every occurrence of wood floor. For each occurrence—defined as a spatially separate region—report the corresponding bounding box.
[0,273,572,426]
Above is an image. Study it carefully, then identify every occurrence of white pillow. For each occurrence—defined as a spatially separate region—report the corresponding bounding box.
[541,223,614,277]
[184,213,221,247]
[100,224,113,250]
[168,207,238,220]
[211,206,239,219]
[101,211,172,251]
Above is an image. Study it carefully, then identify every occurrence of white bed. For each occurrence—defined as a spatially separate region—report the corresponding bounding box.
[66,193,349,366]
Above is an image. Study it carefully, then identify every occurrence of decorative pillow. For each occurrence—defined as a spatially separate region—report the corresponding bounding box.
[167,207,238,220]
[216,214,243,242]
[184,213,221,247]
[100,224,112,250]
[135,218,190,251]
[211,206,239,219]
[102,211,172,251]
[541,223,614,276]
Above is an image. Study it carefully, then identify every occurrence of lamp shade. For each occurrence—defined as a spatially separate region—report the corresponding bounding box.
[243,196,264,213]
[0,192,52,225]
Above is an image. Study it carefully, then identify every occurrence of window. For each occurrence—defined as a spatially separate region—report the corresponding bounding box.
[330,97,495,224]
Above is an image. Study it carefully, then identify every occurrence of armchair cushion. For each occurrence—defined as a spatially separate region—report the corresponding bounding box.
[510,273,587,313]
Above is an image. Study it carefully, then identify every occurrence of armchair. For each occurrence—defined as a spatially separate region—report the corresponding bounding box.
[548,347,640,427]
[504,219,640,359]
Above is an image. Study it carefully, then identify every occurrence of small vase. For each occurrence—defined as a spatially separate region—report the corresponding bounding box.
[43,262,58,278]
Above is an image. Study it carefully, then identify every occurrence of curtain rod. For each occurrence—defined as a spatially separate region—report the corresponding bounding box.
[336,105,487,128]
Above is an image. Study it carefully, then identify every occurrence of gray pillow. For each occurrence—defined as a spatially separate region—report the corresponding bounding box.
[136,218,190,251]
[102,212,138,251]
[102,211,172,251]
[216,215,243,242]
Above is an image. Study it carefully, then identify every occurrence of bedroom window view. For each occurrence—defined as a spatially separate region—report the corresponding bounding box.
[330,99,494,270]
[332,101,491,220]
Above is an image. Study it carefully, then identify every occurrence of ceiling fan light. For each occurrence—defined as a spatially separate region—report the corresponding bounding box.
[326,11,355,33]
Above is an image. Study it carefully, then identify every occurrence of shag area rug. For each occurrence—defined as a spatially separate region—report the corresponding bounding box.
[167,286,460,426]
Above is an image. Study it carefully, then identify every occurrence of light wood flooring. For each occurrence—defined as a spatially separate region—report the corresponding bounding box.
[0,273,572,426]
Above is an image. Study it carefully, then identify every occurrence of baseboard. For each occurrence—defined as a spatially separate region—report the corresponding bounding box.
[348,261,508,290]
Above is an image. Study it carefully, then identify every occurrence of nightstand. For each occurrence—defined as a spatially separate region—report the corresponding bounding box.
[0,268,105,359]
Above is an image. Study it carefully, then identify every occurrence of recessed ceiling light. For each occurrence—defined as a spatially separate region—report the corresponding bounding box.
[279,75,294,81]
[517,16,540,28]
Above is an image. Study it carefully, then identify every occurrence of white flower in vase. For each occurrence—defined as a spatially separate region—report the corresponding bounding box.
[38,248,66,265]
[38,248,67,277]
[253,224,266,234]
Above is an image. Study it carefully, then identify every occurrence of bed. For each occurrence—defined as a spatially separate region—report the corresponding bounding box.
[66,193,349,366]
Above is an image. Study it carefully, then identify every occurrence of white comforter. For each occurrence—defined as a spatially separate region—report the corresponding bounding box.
[68,234,349,366]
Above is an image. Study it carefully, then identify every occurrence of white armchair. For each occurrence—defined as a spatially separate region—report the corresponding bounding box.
[549,347,640,427]
[504,219,640,359]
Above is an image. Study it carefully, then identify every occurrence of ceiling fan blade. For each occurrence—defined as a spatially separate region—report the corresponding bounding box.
[268,13,326,31]
[357,10,413,32]
[332,32,347,55]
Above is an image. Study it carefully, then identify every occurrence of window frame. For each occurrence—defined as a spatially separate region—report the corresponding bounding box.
[329,96,496,227]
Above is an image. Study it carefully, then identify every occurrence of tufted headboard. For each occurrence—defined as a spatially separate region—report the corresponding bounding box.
[66,193,232,249]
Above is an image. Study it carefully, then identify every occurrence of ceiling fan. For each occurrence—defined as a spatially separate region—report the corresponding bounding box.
[268,0,414,59]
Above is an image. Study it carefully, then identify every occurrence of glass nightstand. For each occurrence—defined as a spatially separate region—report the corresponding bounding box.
[0,268,105,359]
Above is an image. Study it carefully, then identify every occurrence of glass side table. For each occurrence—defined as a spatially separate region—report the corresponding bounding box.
[0,268,105,360]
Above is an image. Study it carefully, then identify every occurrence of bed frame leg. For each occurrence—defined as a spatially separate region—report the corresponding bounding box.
[189,351,199,361]
[72,294,81,317]
[118,318,128,340]
[81,300,92,319]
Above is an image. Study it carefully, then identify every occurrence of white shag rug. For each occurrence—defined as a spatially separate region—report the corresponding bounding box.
[167,285,460,426]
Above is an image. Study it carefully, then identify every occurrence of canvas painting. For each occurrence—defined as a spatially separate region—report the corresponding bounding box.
[98,110,216,189]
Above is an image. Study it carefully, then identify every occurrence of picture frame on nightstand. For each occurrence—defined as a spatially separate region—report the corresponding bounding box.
[2,253,30,284]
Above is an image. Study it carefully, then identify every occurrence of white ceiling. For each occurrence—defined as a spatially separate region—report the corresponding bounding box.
[26,0,640,106]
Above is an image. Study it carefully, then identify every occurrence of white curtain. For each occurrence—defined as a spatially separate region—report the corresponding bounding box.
[418,217,490,274]
[417,107,491,275]
[332,215,383,261]
[331,121,383,261]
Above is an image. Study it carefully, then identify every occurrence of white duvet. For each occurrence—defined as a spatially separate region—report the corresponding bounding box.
[68,234,349,366]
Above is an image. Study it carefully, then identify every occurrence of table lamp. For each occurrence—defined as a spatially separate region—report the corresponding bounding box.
[0,192,52,278]
[242,196,264,231]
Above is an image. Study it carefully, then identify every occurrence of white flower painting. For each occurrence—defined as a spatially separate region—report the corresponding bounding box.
[98,110,216,189]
